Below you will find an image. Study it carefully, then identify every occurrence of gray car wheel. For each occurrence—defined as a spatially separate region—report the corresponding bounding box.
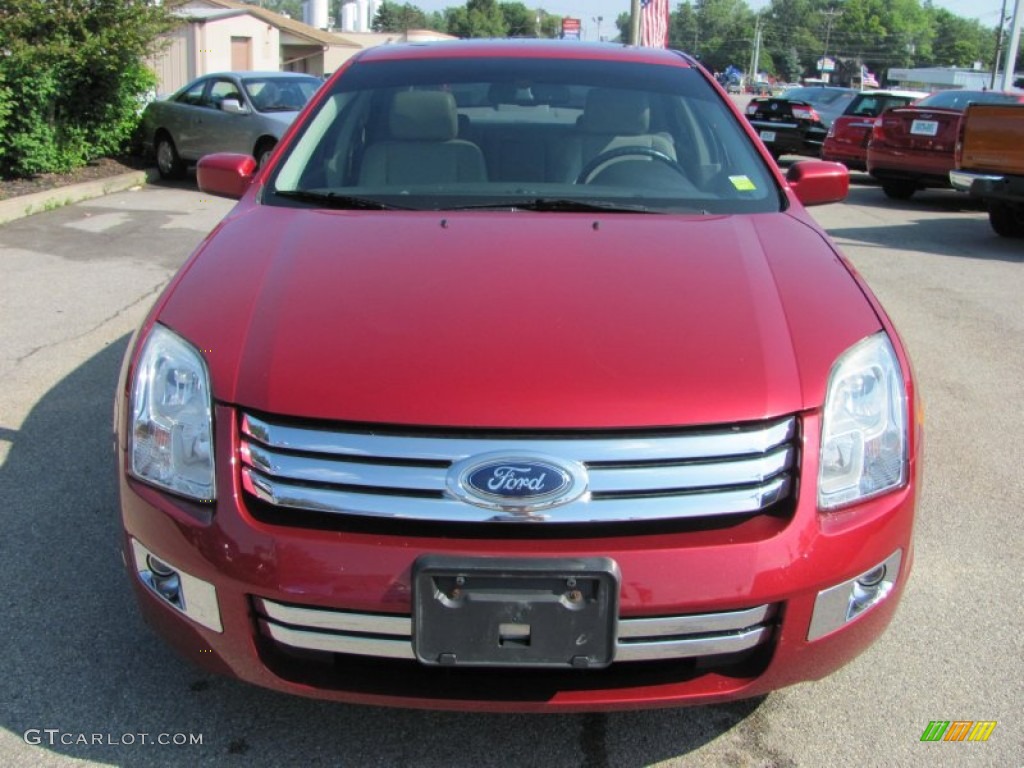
[881,180,916,200]
[254,138,277,170]
[155,134,186,181]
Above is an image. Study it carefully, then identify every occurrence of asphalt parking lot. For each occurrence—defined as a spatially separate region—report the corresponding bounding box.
[0,171,1021,767]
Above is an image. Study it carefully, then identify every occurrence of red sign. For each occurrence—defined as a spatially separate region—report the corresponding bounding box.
[561,17,581,40]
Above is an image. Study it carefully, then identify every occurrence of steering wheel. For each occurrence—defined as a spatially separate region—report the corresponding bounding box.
[574,146,688,185]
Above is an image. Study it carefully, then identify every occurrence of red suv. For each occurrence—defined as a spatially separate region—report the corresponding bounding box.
[116,40,920,712]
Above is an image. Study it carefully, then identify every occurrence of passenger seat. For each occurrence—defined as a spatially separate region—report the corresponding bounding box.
[359,91,487,185]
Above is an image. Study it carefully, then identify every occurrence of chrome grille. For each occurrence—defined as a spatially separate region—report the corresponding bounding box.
[240,413,797,524]
[253,597,776,663]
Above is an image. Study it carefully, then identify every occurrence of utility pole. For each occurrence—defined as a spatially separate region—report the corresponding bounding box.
[991,0,1009,89]
[630,0,641,45]
[820,8,842,82]
[1002,0,1023,90]
[748,16,763,87]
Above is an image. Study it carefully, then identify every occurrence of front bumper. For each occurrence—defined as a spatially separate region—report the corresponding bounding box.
[119,406,917,712]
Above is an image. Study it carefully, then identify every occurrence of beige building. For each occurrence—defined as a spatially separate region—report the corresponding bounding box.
[150,0,363,95]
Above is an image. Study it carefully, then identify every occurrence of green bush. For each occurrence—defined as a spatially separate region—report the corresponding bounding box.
[0,0,171,179]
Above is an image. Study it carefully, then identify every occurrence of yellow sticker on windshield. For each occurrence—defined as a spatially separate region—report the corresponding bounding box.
[729,175,757,191]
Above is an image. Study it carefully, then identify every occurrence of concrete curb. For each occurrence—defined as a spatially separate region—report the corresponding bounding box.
[0,168,159,226]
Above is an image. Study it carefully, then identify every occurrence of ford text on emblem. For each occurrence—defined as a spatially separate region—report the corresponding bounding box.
[447,452,589,514]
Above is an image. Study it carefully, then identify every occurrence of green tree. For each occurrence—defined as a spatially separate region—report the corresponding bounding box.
[774,46,802,81]
[761,0,825,81]
[614,11,631,43]
[373,1,428,32]
[538,11,563,39]
[925,8,992,68]
[670,3,700,53]
[445,0,509,38]
[426,11,447,32]
[681,0,758,74]
[500,2,535,37]
[0,0,174,178]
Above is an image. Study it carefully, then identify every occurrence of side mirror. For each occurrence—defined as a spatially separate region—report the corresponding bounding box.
[786,160,849,206]
[220,98,248,115]
[197,153,257,199]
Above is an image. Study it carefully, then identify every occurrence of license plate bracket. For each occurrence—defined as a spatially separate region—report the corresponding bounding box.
[412,555,620,668]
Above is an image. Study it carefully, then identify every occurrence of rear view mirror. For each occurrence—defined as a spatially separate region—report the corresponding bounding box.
[786,160,849,206]
[220,98,248,115]
[197,153,256,199]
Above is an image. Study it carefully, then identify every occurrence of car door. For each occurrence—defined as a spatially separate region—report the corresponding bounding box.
[164,78,210,161]
[192,77,253,158]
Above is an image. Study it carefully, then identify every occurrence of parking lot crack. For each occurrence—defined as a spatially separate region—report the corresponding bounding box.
[13,279,164,365]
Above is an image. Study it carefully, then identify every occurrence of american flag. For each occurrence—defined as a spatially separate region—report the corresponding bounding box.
[640,0,670,48]
[861,65,879,88]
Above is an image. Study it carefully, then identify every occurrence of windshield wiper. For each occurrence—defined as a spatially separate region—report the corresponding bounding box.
[441,197,663,214]
[274,189,408,210]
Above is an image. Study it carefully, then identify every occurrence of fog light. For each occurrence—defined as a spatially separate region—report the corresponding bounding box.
[147,555,175,577]
[808,550,902,641]
[145,555,184,604]
[856,564,886,588]
[151,569,182,604]
[130,539,223,633]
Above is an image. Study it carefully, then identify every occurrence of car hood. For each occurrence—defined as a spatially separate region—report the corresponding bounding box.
[158,207,881,428]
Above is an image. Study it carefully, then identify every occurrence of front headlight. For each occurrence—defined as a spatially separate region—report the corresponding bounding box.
[818,332,907,510]
[130,325,215,501]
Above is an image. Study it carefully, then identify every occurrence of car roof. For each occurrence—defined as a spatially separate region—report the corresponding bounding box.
[198,71,323,79]
[860,89,930,99]
[354,39,694,68]
[791,85,856,91]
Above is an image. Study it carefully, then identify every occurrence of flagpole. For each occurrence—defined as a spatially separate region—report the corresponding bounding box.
[631,0,641,45]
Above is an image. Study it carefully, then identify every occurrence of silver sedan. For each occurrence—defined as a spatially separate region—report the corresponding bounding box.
[141,71,321,179]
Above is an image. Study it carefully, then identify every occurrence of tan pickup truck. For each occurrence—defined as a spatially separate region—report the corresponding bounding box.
[950,102,1024,238]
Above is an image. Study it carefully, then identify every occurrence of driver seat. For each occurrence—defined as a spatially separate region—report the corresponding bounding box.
[556,89,676,182]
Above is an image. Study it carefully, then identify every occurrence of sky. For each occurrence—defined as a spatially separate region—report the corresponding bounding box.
[410,0,1009,42]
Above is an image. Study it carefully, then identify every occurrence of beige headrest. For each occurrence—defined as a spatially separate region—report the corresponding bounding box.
[389,91,458,141]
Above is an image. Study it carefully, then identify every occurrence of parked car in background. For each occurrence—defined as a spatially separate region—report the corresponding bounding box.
[950,102,1024,237]
[745,85,858,159]
[117,40,919,712]
[141,71,321,180]
[822,90,929,170]
[866,89,1024,199]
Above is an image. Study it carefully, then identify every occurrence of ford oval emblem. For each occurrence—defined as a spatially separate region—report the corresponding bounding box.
[447,452,589,514]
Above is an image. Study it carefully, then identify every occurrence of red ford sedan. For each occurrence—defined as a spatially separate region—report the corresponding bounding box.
[822,90,928,170]
[867,88,1024,199]
[116,40,921,712]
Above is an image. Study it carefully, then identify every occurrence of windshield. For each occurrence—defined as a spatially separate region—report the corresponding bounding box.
[243,76,321,113]
[782,87,852,106]
[915,90,1021,111]
[844,93,918,117]
[266,55,780,214]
